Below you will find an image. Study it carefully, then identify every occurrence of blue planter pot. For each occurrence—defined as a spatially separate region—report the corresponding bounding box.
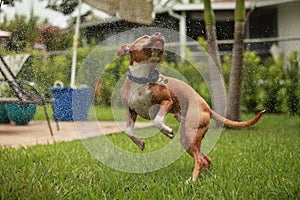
[5,104,37,125]
[50,87,92,121]
[0,104,10,124]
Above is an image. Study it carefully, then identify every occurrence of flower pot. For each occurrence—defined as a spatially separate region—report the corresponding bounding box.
[50,87,92,121]
[0,104,10,124]
[5,104,36,125]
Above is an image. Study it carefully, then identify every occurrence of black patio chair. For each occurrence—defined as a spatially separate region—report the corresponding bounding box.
[0,55,59,136]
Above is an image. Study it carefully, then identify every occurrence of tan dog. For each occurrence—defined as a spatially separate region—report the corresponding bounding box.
[118,32,264,181]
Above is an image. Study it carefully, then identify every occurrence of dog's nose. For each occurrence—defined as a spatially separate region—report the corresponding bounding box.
[151,32,165,42]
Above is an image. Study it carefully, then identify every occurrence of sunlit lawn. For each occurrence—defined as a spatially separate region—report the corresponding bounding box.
[34,105,149,121]
[34,105,114,121]
[2,108,300,199]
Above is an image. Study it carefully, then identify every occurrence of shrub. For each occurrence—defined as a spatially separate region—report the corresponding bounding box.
[284,50,300,114]
[222,51,264,113]
[1,45,298,115]
[260,56,284,113]
[96,55,129,106]
[0,45,95,94]
[242,51,263,112]
[223,50,300,114]
[222,55,230,91]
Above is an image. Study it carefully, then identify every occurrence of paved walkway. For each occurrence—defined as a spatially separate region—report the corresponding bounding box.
[0,121,152,148]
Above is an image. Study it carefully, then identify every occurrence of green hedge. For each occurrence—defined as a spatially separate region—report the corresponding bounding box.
[222,50,299,114]
[1,46,95,87]
[1,47,299,114]
[98,50,299,114]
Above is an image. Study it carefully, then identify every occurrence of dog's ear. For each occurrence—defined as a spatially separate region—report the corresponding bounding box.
[117,45,130,56]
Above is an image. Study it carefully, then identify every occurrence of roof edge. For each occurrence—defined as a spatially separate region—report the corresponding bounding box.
[172,0,299,11]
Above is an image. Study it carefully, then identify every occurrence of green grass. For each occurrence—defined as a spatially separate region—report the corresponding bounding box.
[34,105,151,121]
[34,105,116,121]
[1,114,299,199]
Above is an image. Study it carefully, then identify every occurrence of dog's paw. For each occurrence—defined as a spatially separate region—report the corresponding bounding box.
[138,141,145,151]
[129,136,145,150]
[161,128,174,139]
[168,130,174,139]
[135,139,145,151]
[160,124,174,139]
[153,121,174,139]
[185,177,195,185]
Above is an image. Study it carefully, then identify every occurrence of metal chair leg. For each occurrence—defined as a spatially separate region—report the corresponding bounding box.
[42,104,54,136]
[51,104,59,131]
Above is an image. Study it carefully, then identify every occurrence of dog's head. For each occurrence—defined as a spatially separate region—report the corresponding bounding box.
[117,32,166,65]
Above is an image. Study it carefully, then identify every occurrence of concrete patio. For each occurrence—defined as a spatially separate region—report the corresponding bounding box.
[0,120,152,148]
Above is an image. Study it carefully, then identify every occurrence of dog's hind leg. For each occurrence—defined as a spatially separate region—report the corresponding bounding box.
[125,108,145,150]
[181,116,210,181]
[189,143,210,181]
[179,125,202,182]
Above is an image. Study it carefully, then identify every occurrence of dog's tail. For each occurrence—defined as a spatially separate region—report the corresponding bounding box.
[211,110,266,128]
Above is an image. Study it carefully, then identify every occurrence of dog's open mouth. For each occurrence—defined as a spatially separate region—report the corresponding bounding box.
[143,39,164,56]
[143,38,164,51]
[151,40,164,50]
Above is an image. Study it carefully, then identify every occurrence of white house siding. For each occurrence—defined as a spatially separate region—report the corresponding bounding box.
[277,1,300,56]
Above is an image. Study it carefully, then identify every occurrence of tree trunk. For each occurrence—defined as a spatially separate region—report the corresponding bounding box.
[226,0,246,121]
[206,25,226,117]
[203,0,226,117]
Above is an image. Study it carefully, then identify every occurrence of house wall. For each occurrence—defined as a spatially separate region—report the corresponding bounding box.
[277,1,300,56]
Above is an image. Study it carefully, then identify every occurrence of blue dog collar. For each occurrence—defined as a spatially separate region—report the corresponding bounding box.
[128,69,160,84]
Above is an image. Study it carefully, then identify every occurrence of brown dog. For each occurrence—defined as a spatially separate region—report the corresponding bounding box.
[118,32,264,181]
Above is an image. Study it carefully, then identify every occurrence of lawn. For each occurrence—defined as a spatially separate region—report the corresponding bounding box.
[1,113,299,199]
[34,105,136,121]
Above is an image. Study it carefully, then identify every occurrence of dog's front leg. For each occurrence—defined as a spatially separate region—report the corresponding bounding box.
[153,100,174,139]
[125,108,145,150]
